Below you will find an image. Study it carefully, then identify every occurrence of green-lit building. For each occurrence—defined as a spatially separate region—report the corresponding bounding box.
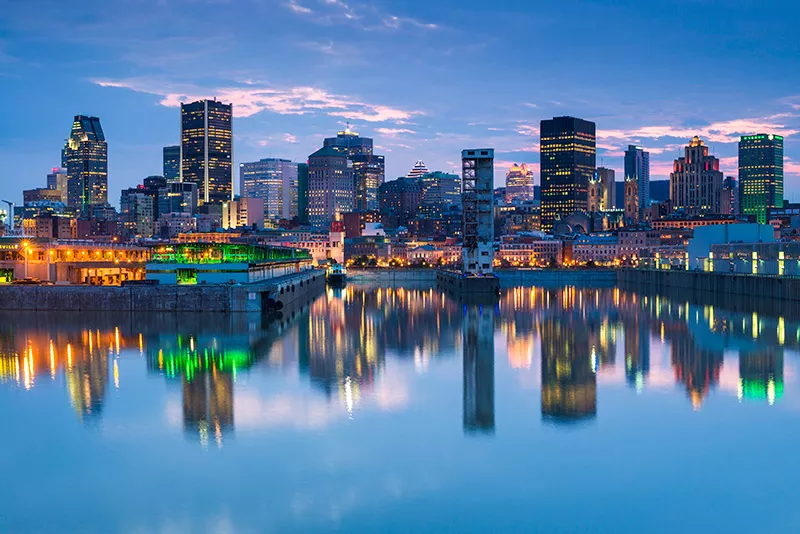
[146,243,311,285]
[739,134,783,224]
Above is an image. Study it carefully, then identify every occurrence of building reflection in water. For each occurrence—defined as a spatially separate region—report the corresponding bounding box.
[739,349,784,405]
[623,315,650,392]
[463,305,495,435]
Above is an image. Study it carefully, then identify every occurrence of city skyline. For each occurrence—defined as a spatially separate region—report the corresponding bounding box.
[2,0,800,206]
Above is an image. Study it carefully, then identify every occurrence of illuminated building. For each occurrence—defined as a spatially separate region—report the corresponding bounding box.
[352,154,385,212]
[540,117,596,232]
[739,134,783,224]
[739,349,783,404]
[624,145,649,219]
[46,167,68,204]
[180,99,233,206]
[240,158,299,221]
[120,178,165,239]
[463,306,495,434]
[221,197,265,229]
[461,149,495,275]
[407,160,429,179]
[587,173,602,213]
[63,115,108,214]
[541,315,597,422]
[379,177,422,226]
[505,163,535,204]
[419,171,461,219]
[670,136,724,215]
[597,167,616,209]
[163,145,181,182]
[158,181,198,216]
[624,172,639,223]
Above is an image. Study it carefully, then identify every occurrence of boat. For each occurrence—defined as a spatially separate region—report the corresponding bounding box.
[326,264,347,287]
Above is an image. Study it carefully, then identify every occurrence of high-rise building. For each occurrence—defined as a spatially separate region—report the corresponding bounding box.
[540,117,596,232]
[298,163,309,225]
[379,177,422,226]
[222,198,265,229]
[240,158,299,221]
[120,188,156,239]
[670,136,724,215]
[597,167,616,209]
[46,167,69,204]
[739,134,784,224]
[407,160,429,179]
[307,128,384,227]
[180,99,233,206]
[624,146,650,219]
[504,163,535,204]
[419,171,461,219]
[158,181,198,216]
[163,145,181,182]
[721,176,738,216]
[63,115,108,214]
[461,149,494,275]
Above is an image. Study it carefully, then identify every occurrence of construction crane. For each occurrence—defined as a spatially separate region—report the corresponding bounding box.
[1,200,16,235]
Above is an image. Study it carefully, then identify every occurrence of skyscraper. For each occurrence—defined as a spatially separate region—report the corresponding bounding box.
[163,145,181,182]
[307,128,384,227]
[63,115,108,214]
[46,167,68,204]
[407,160,429,179]
[739,134,784,224]
[624,145,650,219]
[420,171,461,218]
[180,99,233,206]
[540,117,596,232]
[670,136,724,215]
[240,158,299,221]
[504,163,535,204]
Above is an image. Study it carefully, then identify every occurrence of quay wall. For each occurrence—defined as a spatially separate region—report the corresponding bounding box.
[0,270,325,312]
[618,269,800,303]
[348,268,618,287]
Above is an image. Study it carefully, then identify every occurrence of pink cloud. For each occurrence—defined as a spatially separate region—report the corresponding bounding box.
[374,127,416,137]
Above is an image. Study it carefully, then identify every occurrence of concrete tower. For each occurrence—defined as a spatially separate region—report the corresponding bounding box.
[461,149,494,275]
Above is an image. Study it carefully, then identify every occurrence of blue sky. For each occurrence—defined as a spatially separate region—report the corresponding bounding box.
[2,0,800,207]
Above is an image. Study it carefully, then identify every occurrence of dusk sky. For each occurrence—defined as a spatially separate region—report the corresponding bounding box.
[2,0,800,207]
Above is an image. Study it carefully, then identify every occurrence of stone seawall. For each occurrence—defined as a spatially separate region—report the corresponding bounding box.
[348,268,618,288]
[0,270,325,312]
[619,269,800,303]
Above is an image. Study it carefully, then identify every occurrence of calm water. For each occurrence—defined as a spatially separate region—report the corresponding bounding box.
[1,285,799,533]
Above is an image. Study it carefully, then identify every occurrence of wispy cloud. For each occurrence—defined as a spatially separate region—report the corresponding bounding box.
[284,0,438,31]
[284,133,298,143]
[286,0,312,14]
[95,78,422,122]
[375,127,416,137]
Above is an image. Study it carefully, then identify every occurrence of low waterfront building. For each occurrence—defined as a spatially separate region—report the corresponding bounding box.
[709,242,800,276]
[146,243,311,285]
[651,215,741,231]
[572,234,619,265]
[497,234,563,267]
[686,223,775,270]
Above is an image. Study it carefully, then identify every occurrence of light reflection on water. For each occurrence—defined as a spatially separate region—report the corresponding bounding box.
[0,285,798,533]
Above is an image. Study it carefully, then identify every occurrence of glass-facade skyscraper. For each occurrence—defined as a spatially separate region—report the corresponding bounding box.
[624,145,650,219]
[540,117,596,232]
[163,145,181,182]
[180,100,233,206]
[240,158,300,221]
[63,115,108,214]
[739,134,784,224]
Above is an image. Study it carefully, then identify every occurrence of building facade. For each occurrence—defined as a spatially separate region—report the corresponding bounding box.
[505,163,535,204]
[379,177,422,226]
[739,134,784,224]
[670,136,724,216]
[240,158,299,221]
[597,167,616,210]
[163,145,181,182]
[46,167,68,204]
[63,115,108,214]
[462,149,494,275]
[624,146,650,219]
[222,198,265,230]
[420,171,461,219]
[540,117,596,232]
[180,99,233,206]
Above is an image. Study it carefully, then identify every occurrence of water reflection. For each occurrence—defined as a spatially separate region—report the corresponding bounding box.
[0,286,796,440]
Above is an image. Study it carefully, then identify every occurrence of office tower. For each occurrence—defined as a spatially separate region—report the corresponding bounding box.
[504,163,535,204]
[120,188,156,238]
[46,167,68,204]
[222,198,265,229]
[240,158,299,221]
[158,181,198,216]
[163,145,181,182]
[624,145,650,219]
[180,99,233,206]
[540,117,596,232]
[739,134,784,224]
[721,176,738,216]
[352,154,385,212]
[461,149,494,275]
[308,128,383,228]
[597,167,616,209]
[63,115,108,214]
[298,163,309,225]
[420,171,461,219]
[407,160,429,179]
[670,136,724,215]
[379,177,422,226]
[624,173,639,223]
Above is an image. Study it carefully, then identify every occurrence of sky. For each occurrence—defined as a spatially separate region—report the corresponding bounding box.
[2,0,800,208]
